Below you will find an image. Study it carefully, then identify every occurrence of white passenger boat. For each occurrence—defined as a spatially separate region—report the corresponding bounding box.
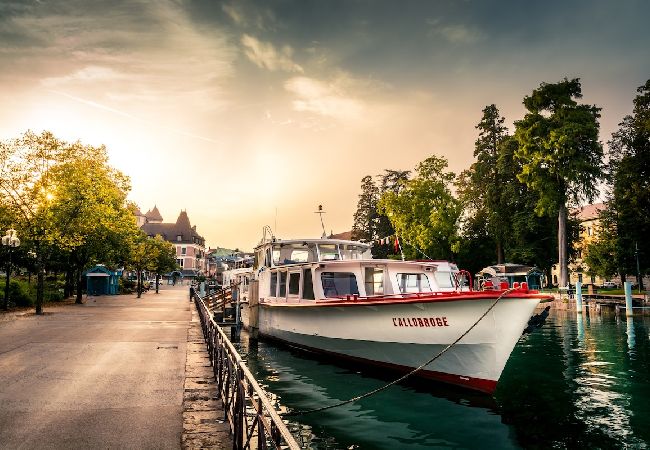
[252,237,552,394]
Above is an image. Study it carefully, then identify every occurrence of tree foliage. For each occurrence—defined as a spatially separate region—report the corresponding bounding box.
[351,175,378,242]
[0,130,142,311]
[514,78,603,286]
[458,105,511,264]
[378,155,461,260]
[589,79,650,283]
[151,235,178,293]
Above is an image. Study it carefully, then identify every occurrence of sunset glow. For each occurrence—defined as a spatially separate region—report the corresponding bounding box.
[1,0,648,249]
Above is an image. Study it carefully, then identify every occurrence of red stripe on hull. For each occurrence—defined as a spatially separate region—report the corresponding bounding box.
[264,334,498,395]
[261,291,552,308]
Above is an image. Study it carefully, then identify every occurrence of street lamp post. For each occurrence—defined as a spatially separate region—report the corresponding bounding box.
[2,229,21,310]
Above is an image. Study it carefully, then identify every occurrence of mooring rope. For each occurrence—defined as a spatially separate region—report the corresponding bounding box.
[284,288,515,417]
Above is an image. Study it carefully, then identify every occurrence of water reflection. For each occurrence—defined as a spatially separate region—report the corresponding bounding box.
[576,312,585,347]
[237,310,650,449]
[627,316,635,352]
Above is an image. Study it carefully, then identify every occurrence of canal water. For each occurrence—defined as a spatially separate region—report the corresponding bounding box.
[235,309,650,449]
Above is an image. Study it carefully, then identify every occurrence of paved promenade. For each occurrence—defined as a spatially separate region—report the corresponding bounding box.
[0,285,229,449]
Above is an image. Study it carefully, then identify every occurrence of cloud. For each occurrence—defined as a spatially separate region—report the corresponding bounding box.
[427,19,484,44]
[284,76,364,121]
[2,1,236,112]
[241,34,303,72]
[221,1,276,31]
[41,66,127,86]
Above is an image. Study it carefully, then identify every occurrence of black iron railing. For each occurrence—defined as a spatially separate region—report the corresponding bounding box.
[193,291,300,450]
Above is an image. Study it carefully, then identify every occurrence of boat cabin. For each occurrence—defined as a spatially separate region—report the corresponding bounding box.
[476,264,544,290]
[254,239,459,302]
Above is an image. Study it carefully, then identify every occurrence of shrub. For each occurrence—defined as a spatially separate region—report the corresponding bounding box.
[0,280,34,307]
[120,278,136,294]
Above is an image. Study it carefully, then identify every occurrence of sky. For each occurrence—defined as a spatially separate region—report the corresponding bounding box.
[1,0,649,250]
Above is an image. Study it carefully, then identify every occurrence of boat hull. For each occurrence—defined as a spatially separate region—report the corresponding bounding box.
[258,295,542,393]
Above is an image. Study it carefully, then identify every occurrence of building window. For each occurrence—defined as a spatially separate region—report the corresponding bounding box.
[181,247,187,255]
[177,235,182,241]
[176,259,184,268]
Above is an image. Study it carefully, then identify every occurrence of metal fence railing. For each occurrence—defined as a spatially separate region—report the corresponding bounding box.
[192,291,300,450]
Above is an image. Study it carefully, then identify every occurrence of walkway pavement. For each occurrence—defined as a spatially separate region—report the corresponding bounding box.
[0,285,230,449]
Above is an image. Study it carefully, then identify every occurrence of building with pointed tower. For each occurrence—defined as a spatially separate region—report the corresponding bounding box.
[140,209,207,279]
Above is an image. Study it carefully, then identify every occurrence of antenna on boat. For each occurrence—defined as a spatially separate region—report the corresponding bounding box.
[315,204,327,239]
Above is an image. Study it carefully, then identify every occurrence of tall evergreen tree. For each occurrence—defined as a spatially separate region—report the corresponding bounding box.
[351,175,378,242]
[465,104,510,263]
[514,78,603,287]
[604,79,650,286]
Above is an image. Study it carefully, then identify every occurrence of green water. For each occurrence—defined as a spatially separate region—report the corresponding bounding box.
[236,310,650,449]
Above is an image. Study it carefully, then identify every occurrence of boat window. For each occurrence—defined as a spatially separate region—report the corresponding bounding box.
[288,272,300,295]
[433,271,454,289]
[303,268,315,300]
[270,271,277,297]
[340,244,365,260]
[272,247,281,265]
[279,271,287,297]
[396,273,432,293]
[318,244,339,261]
[364,267,384,295]
[321,272,359,297]
[290,250,309,263]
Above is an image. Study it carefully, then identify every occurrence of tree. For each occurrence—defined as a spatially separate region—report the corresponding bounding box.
[514,78,604,287]
[378,155,461,260]
[47,148,140,303]
[596,79,650,286]
[583,208,619,279]
[127,232,158,298]
[150,235,178,293]
[0,131,74,314]
[351,175,379,242]
[459,105,511,264]
[350,170,410,259]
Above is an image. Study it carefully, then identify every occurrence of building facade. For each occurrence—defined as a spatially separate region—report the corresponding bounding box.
[551,203,606,287]
[140,208,207,278]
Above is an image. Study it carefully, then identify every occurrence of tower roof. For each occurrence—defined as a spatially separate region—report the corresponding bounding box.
[145,205,163,222]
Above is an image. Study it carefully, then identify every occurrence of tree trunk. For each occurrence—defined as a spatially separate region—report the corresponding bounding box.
[496,241,504,265]
[35,255,44,315]
[137,270,142,298]
[75,268,83,304]
[64,267,73,298]
[558,203,568,287]
[155,274,159,294]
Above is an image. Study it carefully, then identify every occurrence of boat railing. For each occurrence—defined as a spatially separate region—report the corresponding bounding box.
[192,290,300,450]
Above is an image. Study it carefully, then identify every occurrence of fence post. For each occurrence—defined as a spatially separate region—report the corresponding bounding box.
[575,281,583,313]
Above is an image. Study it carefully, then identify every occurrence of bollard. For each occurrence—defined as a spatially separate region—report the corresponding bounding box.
[624,281,633,316]
[575,281,583,313]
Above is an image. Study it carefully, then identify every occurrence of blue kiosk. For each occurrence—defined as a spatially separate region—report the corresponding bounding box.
[84,265,120,295]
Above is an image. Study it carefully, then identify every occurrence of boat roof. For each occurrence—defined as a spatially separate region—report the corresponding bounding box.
[477,263,542,276]
[255,238,372,250]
